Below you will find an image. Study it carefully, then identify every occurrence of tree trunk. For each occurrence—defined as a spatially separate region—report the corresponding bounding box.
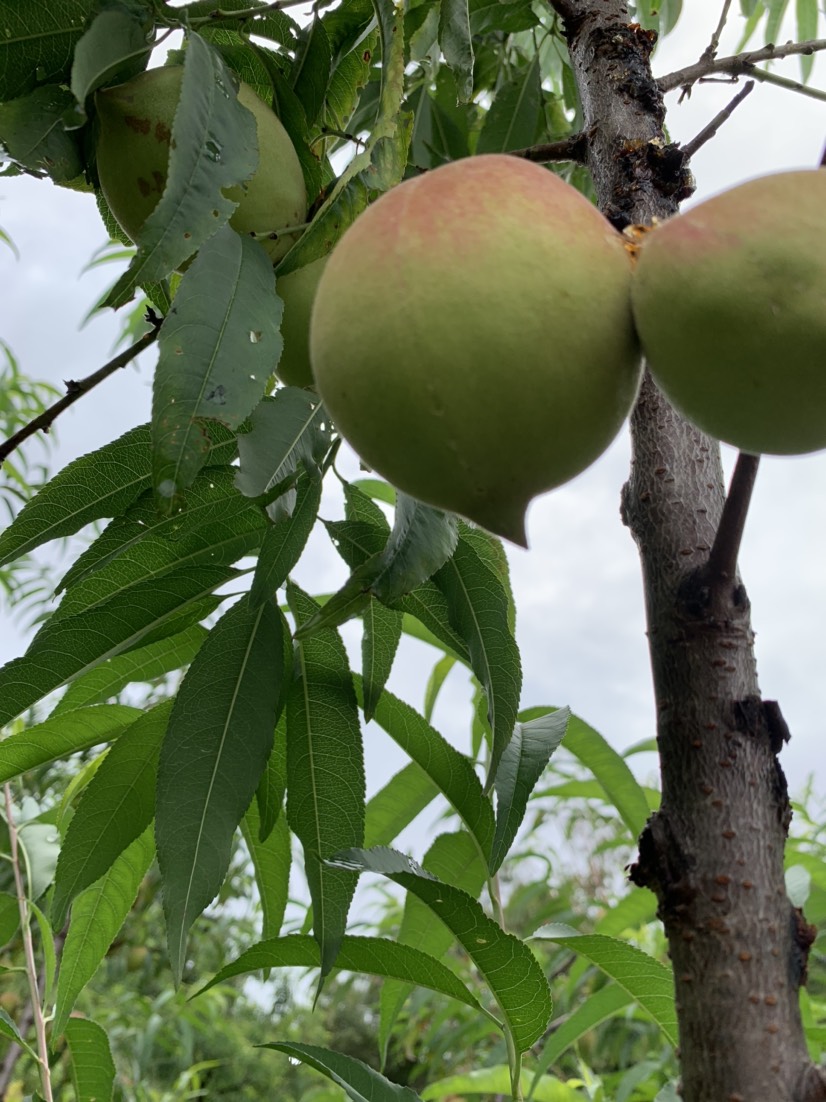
[554,2,825,1099]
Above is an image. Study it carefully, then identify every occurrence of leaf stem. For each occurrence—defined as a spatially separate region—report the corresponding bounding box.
[4,784,53,1102]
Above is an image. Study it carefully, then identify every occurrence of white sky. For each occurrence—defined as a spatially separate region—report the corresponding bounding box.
[0,8,825,811]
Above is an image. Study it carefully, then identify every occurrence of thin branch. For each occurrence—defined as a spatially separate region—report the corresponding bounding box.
[704,451,760,600]
[701,0,733,62]
[745,65,826,102]
[659,37,826,92]
[188,0,314,24]
[821,142,826,166]
[4,785,53,1102]
[510,132,589,164]
[681,80,754,158]
[0,324,160,466]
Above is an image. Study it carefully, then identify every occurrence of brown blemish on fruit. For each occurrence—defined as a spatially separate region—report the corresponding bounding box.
[125,114,150,135]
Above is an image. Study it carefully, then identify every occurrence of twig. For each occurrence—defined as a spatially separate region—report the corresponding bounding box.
[0,324,160,466]
[544,0,580,24]
[704,452,760,601]
[4,785,53,1102]
[681,81,754,158]
[510,132,589,164]
[744,65,826,102]
[821,142,826,167]
[701,0,733,62]
[659,38,826,92]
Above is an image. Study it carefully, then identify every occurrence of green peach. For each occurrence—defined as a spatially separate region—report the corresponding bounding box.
[275,258,327,388]
[632,170,826,455]
[310,154,642,546]
[95,66,306,263]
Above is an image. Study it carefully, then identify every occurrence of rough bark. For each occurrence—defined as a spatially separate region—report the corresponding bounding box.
[552,3,825,1099]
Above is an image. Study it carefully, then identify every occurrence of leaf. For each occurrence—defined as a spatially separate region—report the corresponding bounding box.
[64,1017,116,1102]
[152,227,282,504]
[157,596,285,983]
[53,624,208,714]
[489,708,569,875]
[765,0,791,46]
[70,7,150,108]
[331,847,552,1052]
[0,1007,36,1058]
[424,654,456,723]
[0,423,152,566]
[434,526,522,790]
[527,985,633,1099]
[262,1043,423,1101]
[533,925,678,1046]
[0,892,19,947]
[353,677,494,857]
[361,599,402,722]
[468,0,538,33]
[104,33,262,306]
[256,713,288,840]
[797,0,818,79]
[324,32,377,132]
[439,0,474,102]
[364,763,439,848]
[477,55,541,153]
[0,85,82,181]
[53,827,155,1039]
[0,705,140,783]
[286,583,365,982]
[249,472,322,608]
[236,390,332,518]
[197,933,490,1018]
[385,830,488,1063]
[51,702,171,930]
[291,16,332,126]
[528,709,650,839]
[242,800,291,942]
[0,0,92,102]
[0,565,237,727]
[425,1066,583,1101]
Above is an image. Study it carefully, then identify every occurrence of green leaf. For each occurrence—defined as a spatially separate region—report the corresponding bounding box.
[477,55,541,153]
[396,585,469,662]
[434,526,522,790]
[286,583,365,982]
[0,892,19,947]
[534,710,650,839]
[152,227,282,503]
[331,846,552,1052]
[797,0,818,79]
[242,799,291,942]
[104,32,259,305]
[250,473,322,608]
[53,624,207,714]
[469,0,538,33]
[424,654,456,723]
[354,677,494,857]
[0,705,140,783]
[55,461,251,596]
[291,16,332,126]
[364,763,439,848]
[52,470,265,624]
[262,1043,423,1101]
[236,390,332,517]
[489,708,569,875]
[197,933,490,1018]
[534,925,678,1046]
[256,713,288,840]
[379,830,488,1063]
[53,827,154,1039]
[0,85,82,181]
[157,596,285,983]
[0,423,152,567]
[51,702,171,930]
[439,0,474,101]
[426,1066,583,1100]
[70,7,150,108]
[64,1017,116,1102]
[765,0,791,45]
[0,565,237,727]
[0,0,92,102]
[324,32,377,132]
[361,599,402,722]
[0,1007,36,1058]
[527,985,633,1099]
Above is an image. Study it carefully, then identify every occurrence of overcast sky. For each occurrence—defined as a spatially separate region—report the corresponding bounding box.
[1,9,825,810]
